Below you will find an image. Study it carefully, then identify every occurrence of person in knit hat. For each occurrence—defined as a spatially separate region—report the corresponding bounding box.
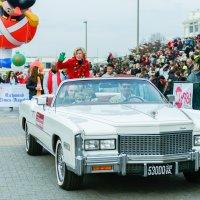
[30,59,44,74]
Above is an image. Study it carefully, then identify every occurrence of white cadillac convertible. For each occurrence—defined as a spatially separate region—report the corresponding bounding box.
[19,78,200,190]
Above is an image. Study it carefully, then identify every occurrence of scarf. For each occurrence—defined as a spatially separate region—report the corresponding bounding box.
[47,70,61,94]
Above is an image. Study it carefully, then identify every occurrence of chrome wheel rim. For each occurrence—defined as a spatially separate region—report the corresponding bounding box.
[25,123,30,151]
[56,143,65,183]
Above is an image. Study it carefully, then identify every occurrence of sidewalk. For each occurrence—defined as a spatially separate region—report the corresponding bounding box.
[0,107,19,117]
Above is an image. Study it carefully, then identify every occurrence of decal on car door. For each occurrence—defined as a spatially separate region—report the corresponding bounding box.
[36,112,44,130]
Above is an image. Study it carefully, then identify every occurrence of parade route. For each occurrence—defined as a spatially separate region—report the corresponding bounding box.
[0,0,200,199]
[0,109,200,200]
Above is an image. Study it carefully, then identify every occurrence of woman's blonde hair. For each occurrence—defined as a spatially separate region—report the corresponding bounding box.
[73,47,86,58]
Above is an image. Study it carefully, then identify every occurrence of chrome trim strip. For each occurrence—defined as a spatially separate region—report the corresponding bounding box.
[144,164,147,177]
[127,154,193,163]
[121,154,127,176]
[28,121,51,136]
[175,162,179,174]
[75,134,84,175]
[119,130,193,136]
[86,156,119,164]
[74,151,200,175]
[195,151,199,171]
[75,156,84,176]
[75,134,83,156]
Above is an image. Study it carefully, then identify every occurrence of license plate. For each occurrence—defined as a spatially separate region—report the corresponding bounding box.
[147,163,175,176]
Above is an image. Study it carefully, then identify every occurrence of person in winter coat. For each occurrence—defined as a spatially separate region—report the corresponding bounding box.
[5,70,18,84]
[102,63,115,78]
[187,55,200,83]
[56,47,90,79]
[156,75,168,95]
[26,66,44,100]
[16,72,26,84]
[187,64,200,83]
[5,70,18,111]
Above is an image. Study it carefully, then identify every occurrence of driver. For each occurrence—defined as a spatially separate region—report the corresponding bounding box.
[109,83,137,103]
[120,83,132,101]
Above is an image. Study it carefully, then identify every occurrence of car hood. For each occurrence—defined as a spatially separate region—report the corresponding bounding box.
[56,104,193,135]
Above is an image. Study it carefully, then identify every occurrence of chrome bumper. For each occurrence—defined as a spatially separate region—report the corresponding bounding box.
[75,151,200,176]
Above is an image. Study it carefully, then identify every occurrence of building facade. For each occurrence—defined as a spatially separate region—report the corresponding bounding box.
[183,10,200,37]
[26,57,56,69]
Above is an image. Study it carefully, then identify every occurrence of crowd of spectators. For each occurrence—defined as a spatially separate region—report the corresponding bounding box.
[0,70,29,85]
[1,35,200,99]
[0,70,31,111]
[92,35,200,96]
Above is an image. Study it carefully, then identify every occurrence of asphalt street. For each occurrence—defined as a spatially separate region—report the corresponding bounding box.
[0,108,200,200]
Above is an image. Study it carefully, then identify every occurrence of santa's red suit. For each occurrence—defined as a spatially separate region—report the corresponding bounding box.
[57,57,90,79]
[0,8,37,48]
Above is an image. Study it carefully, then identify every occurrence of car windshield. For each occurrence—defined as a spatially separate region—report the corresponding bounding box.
[54,79,166,107]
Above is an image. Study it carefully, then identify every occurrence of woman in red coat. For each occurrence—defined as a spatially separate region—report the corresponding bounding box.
[57,47,90,79]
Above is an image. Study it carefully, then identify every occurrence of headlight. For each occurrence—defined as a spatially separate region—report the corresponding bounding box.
[100,139,116,150]
[194,135,200,146]
[84,140,100,151]
[84,139,116,151]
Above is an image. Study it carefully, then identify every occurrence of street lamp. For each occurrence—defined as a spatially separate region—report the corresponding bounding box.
[137,0,140,54]
[83,21,88,55]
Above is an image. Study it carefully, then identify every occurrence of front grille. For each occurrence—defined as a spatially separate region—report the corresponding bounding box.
[119,132,192,156]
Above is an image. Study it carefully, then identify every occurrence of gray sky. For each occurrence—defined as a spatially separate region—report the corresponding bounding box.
[18,0,200,59]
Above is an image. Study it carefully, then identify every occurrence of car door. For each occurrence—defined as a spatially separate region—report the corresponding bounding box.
[31,103,52,150]
[39,93,65,152]
[26,101,43,142]
[41,105,58,151]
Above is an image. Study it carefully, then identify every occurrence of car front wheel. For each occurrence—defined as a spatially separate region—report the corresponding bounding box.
[55,139,83,190]
[25,122,43,156]
[184,170,200,183]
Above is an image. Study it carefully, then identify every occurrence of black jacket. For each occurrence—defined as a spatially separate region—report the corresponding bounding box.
[0,76,5,83]
[26,76,44,97]
[5,76,18,84]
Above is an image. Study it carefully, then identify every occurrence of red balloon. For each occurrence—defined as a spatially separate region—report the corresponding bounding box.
[0,16,37,49]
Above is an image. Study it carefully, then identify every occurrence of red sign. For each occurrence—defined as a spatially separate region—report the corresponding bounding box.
[36,112,44,130]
